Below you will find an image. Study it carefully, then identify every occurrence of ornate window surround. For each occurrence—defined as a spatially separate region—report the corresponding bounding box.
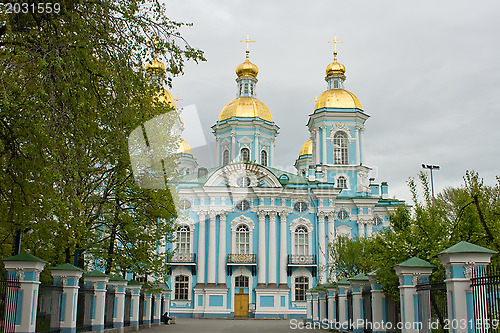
[171,266,192,302]
[334,173,350,190]
[231,215,255,254]
[230,267,253,307]
[173,216,195,253]
[290,217,313,256]
[291,267,312,305]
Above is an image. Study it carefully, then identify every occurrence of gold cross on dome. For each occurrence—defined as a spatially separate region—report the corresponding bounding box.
[240,34,255,58]
[328,35,343,61]
[174,94,183,109]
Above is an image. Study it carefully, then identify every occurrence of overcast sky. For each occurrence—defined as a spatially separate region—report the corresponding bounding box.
[162,0,500,203]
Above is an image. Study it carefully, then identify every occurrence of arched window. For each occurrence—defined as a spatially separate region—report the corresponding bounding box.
[260,150,268,166]
[337,176,347,189]
[235,224,250,254]
[294,276,309,301]
[174,275,189,300]
[223,149,230,166]
[294,226,308,255]
[176,225,190,255]
[240,148,250,162]
[333,132,348,165]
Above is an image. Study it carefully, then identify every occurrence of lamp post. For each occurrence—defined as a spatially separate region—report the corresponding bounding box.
[421,164,440,205]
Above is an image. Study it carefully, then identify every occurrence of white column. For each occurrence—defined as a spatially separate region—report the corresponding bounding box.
[198,211,206,284]
[319,291,326,322]
[312,292,319,322]
[315,128,320,164]
[216,138,220,166]
[271,139,275,167]
[268,212,277,285]
[368,274,386,333]
[207,211,217,284]
[254,133,259,163]
[127,283,142,326]
[107,278,128,328]
[143,293,152,326]
[153,294,162,324]
[337,284,349,325]
[231,132,236,159]
[322,125,327,164]
[360,127,365,165]
[318,213,326,284]
[218,212,227,285]
[257,211,267,284]
[355,126,360,165]
[357,220,365,238]
[279,211,288,285]
[51,265,84,333]
[366,221,373,237]
[306,291,313,322]
[83,273,109,331]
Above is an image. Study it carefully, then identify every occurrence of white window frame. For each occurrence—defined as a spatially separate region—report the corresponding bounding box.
[173,216,195,253]
[334,173,350,190]
[289,217,313,256]
[333,131,348,165]
[240,147,250,162]
[171,266,192,302]
[231,215,255,254]
[223,149,230,166]
[230,267,253,308]
[291,267,312,305]
[260,149,268,166]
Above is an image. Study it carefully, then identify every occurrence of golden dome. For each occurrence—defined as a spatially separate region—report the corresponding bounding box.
[315,89,362,110]
[177,138,192,155]
[299,140,313,157]
[325,61,346,76]
[145,58,166,73]
[152,89,175,108]
[218,97,273,122]
[236,59,259,78]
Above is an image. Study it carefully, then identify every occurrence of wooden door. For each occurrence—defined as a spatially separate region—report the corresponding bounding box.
[234,294,249,317]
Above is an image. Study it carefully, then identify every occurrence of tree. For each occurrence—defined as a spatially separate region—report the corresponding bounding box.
[0,0,204,280]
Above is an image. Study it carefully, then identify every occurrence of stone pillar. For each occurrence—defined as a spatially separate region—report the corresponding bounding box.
[306,290,313,322]
[231,132,235,159]
[366,220,373,237]
[126,281,142,327]
[107,276,128,328]
[312,289,319,323]
[318,288,326,323]
[51,263,84,333]
[437,241,497,333]
[318,213,326,283]
[326,283,337,323]
[367,270,386,333]
[207,211,217,284]
[142,293,152,326]
[315,128,320,164]
[82,270,109,332]
[197,211,206,285]
[271,138,275,167]
[152,293,162,324]
[218,212,227,285]
[359,127,365,164]
[337,278,350,326]
[350,273,370,333]
[355,125,361,165]
[268,212,277,285]
[254,132,259,163]
[2,253,48,333]
[357,220,365,238]
[394,257,435,333]
[257,211,267,284]
[279,211,288,286]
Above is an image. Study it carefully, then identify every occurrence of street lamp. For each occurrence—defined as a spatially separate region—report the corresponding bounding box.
[421,164,440,205]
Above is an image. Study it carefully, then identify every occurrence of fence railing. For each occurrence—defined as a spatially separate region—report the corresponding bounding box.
[471,265,500,333]
[416,281,448,333]
[36,283,63,333]
[0,278,20,333]
[76,282,92,332]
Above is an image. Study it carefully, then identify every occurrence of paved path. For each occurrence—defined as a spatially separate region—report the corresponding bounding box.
[141,318,321,332]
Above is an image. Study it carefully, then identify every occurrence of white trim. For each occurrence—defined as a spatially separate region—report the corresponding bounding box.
[230,215,254,254]
[173,216,195,253]
[237,136,253,144]
[291,267,312,303]
[334,173,351,190]
[230,267,253,311]
[336,224,352,238]
[290,217,313,256]
[171,266,192,301]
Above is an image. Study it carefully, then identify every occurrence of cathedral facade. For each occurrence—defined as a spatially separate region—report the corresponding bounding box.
[164,40,403,318]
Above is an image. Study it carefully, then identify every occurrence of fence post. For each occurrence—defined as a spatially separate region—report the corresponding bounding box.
[311,288,319,323]
[2,253,48,333]
[337,277,350,329]
[142,292,152,326]
[126,280,142,327]
[160,284,171,317]
[108,276,128,328]
[82,270,109,332]
[437,241,497,333]
[394,257,435,333]
[367,270,386,333]
[306,289,312,322]
[326,282,337,324]
[318,286,326,324]
[51,263,84,333]
[349,273,370,333]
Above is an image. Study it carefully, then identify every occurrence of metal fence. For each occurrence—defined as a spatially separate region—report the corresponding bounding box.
[362,288,373,329]
[471,265,500,333]
[76,282,92,332]
[0,278,20,333]
[104,288,115,329]
[36,284,63,333]
[124,290,131,327]
[416,281,448,333]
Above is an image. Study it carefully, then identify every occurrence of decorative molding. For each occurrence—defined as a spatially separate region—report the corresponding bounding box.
[175,216,196,231]
[464,261,475,279]
[290,217,313,232]
[237,136,253,144]
[230,215,255,231]
[260,138,270,146]
[328,123,353,143]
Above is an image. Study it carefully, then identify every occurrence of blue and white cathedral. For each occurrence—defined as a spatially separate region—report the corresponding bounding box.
[162,38,403,318]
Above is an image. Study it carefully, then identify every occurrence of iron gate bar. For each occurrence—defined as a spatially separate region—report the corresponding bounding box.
[0,278,20,333]
[471,265,500,333]
[416,281,448,333]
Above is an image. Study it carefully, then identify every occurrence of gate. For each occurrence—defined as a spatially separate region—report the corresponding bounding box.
[471,265,500,333]
[104,288,115,328]
[36,284,63,333]
[124,290,131,327]
[416,281,448,333]
[335,294,339,322]
[347,292,353,324]
[138,294,144,325]
[0,277,20,333]
[76,281,92,332]
[362,288,373,331]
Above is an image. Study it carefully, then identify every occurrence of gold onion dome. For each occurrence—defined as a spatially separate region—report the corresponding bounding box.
[315,89,362,110]
[177,138,192,155]
[153,89,175,108]
[236,59,259,78]
[299,140,313,157]
[145,58,166,72]
[325,61,346,76]
[218,97,272,122]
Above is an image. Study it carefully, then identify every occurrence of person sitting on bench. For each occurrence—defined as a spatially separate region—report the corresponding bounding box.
[161,312,171,325]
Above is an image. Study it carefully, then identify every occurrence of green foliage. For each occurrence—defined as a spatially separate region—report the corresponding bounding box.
[0,0,204,280]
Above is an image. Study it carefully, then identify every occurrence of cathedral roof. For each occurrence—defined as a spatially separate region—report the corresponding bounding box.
[177,138,192,155]
[152,89,176,108]
[145,58,165,73]
[236,59,259,78]
[218,97,273,122]
[325,60,345,76]
[315,89,362,110]
[299,139,312,157]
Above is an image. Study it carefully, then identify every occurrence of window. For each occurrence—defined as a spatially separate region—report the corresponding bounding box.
[235,225,250,254]
[337,209,349,220]
[239,83,243,96]
[176,225,190,254]
[294,276,309,301]
[236,176,251,187]
[333,80,339,89]
[244,83,249,94]
[174,275,189,300]
[260,150,268,166]
[250,83,254,96]
[240,148,250,162]
[294,226,308,255]
[373,216,383,226]
[294,201,308,213]
[179,199,191,210]
[223,149,230,166]
[337,176,347,189]
[236,200,250,211]
[235,275,249,288]
[333,132,348,165]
